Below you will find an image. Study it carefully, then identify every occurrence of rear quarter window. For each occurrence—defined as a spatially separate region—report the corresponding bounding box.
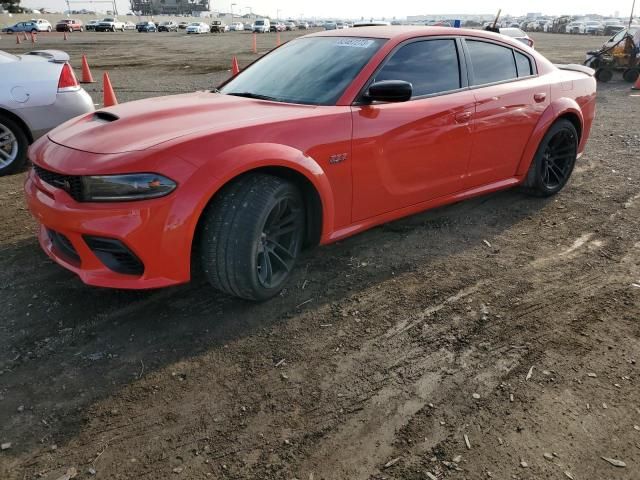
[515,51,533,77]
[466,40,517,85]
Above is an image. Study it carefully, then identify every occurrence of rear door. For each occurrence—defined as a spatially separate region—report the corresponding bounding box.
[462,38,549,187]
[351,38,476,222]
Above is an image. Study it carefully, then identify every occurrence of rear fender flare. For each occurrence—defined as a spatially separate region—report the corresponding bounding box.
[515,98,584,177]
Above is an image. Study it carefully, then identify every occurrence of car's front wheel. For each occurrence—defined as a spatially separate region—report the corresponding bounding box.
[199,173,305,301]
[521,119,578,197]
[0,114,29,176]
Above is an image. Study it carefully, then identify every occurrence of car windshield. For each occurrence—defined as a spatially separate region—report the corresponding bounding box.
[190,23,200,26]
[255,20,264,25]
[501,28,525,37]
[220,36,385,105]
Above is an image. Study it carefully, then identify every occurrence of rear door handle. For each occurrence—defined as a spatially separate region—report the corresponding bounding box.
[454,111,473,123]
[534,93,547,103]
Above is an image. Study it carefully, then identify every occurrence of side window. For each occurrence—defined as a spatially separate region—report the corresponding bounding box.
[466,40,517,85]
[374,39,461,97]
[515,51,533,77]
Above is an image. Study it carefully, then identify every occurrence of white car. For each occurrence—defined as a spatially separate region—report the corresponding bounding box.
[30,19,52,32]
[252,18,270,33]
[566,22,586,34]
[186,22,210,34]
[0,49,94,176]
[230,22,244,31]
[123,21,136,31]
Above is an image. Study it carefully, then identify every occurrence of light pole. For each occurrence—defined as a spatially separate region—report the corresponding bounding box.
[231,3,237,20]
[277,9,281,21]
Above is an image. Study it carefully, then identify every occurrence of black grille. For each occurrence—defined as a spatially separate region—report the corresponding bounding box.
[47,229,81,265]
[34,165,83,201]
[83,236,144,276]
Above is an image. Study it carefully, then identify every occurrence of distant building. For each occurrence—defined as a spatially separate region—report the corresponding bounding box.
[526,12,542,20]
[130,0,210,16]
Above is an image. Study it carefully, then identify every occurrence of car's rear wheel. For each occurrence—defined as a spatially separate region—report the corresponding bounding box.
[522,119,578,197]
[199,173,305,301]
[0,114,29,176]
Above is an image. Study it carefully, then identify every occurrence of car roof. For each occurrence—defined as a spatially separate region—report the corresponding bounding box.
[309,25,530,46]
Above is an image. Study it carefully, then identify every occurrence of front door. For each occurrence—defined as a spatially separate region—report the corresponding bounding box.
[351,38,474,222]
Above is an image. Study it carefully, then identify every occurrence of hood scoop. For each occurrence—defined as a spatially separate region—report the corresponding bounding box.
[93,111,119,123]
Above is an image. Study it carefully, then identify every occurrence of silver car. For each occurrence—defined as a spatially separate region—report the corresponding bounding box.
[0,49,94,176]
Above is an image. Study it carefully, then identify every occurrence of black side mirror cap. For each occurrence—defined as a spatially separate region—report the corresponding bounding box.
[364,80,413,103]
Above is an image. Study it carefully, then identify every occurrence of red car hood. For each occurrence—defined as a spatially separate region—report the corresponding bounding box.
[47,92,318,154]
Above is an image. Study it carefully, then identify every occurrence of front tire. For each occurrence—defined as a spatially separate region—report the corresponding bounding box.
[521,119,578,197]
[0,114,29,176]
[199,174,305,301]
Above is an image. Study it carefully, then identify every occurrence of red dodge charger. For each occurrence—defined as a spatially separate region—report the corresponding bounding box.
[25,27,597,300]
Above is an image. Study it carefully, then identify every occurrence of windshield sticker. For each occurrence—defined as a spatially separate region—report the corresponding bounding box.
[335,39,376,48]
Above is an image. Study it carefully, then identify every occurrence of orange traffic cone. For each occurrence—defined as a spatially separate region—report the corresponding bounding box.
[16,34,21,44]
[252,32,257,53]
[276,31,281,46]
[80,55,95,83]
[633,73,640,91]
[231,56,240,75]
[103,72,118,107]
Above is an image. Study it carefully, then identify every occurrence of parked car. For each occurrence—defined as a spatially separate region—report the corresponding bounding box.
[298,21,309,30]
[270,22,286,32]
[323,21,337,30]
[285,21,297,31]
[210,20,229,33]
[230,22,244,31]
[178,21,189,29]
[335,21,348,29]
[498,27,534,48]
[566,22,586,34]
[55,19,83,32]
[85,19,100,31]
[29,19,52,32]
[95,17,125,32]
[243,23,253,31]
[186,22,210,34]
[2,22,41,33]
[0,49,94,176]
[136,21,156,32]
[585,21,604,35]
[253,18,270,33]
[158,21,178,32]
[603,20,625,36]
[123,21,136,30]
[24,27,596,301]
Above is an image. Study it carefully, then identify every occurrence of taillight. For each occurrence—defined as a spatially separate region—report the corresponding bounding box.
[527,38,535,48]
[58,63,80,92]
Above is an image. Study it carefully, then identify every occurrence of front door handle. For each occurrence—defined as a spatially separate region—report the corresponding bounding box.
[455,111,473,123]
[534,92,547,103]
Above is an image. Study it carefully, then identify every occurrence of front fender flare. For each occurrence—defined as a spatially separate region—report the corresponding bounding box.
[515,98,584,177]
[178,142,336,263]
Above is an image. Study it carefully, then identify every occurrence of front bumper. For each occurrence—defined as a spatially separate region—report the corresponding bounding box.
[24,167,191,289]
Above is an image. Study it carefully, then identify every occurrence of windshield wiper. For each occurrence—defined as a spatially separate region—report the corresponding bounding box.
[225,92,281,102]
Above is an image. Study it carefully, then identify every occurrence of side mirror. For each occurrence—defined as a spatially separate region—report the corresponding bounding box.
[364,80,413,103]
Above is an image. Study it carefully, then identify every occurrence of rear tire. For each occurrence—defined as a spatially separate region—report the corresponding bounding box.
[199,174,305,301]
[521,119,578,197]
[0,114,29,177]
[622,68,640,83]
[595,67,613,82]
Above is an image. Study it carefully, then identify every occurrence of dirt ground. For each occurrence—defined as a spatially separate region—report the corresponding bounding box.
[1,30,639,480]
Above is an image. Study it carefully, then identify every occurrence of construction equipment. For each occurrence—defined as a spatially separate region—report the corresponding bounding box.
[584,1,639,82]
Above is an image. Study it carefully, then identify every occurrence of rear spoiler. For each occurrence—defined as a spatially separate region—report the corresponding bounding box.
[26,50,70,64]
[555,64,595,77]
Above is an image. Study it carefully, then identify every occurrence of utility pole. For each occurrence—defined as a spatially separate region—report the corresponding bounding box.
[629,0,636,29]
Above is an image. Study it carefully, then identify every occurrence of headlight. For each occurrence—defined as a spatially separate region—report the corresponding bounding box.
[81,173,177,202]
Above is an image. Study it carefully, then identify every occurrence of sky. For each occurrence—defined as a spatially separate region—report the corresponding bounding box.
[21,0,637,19]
